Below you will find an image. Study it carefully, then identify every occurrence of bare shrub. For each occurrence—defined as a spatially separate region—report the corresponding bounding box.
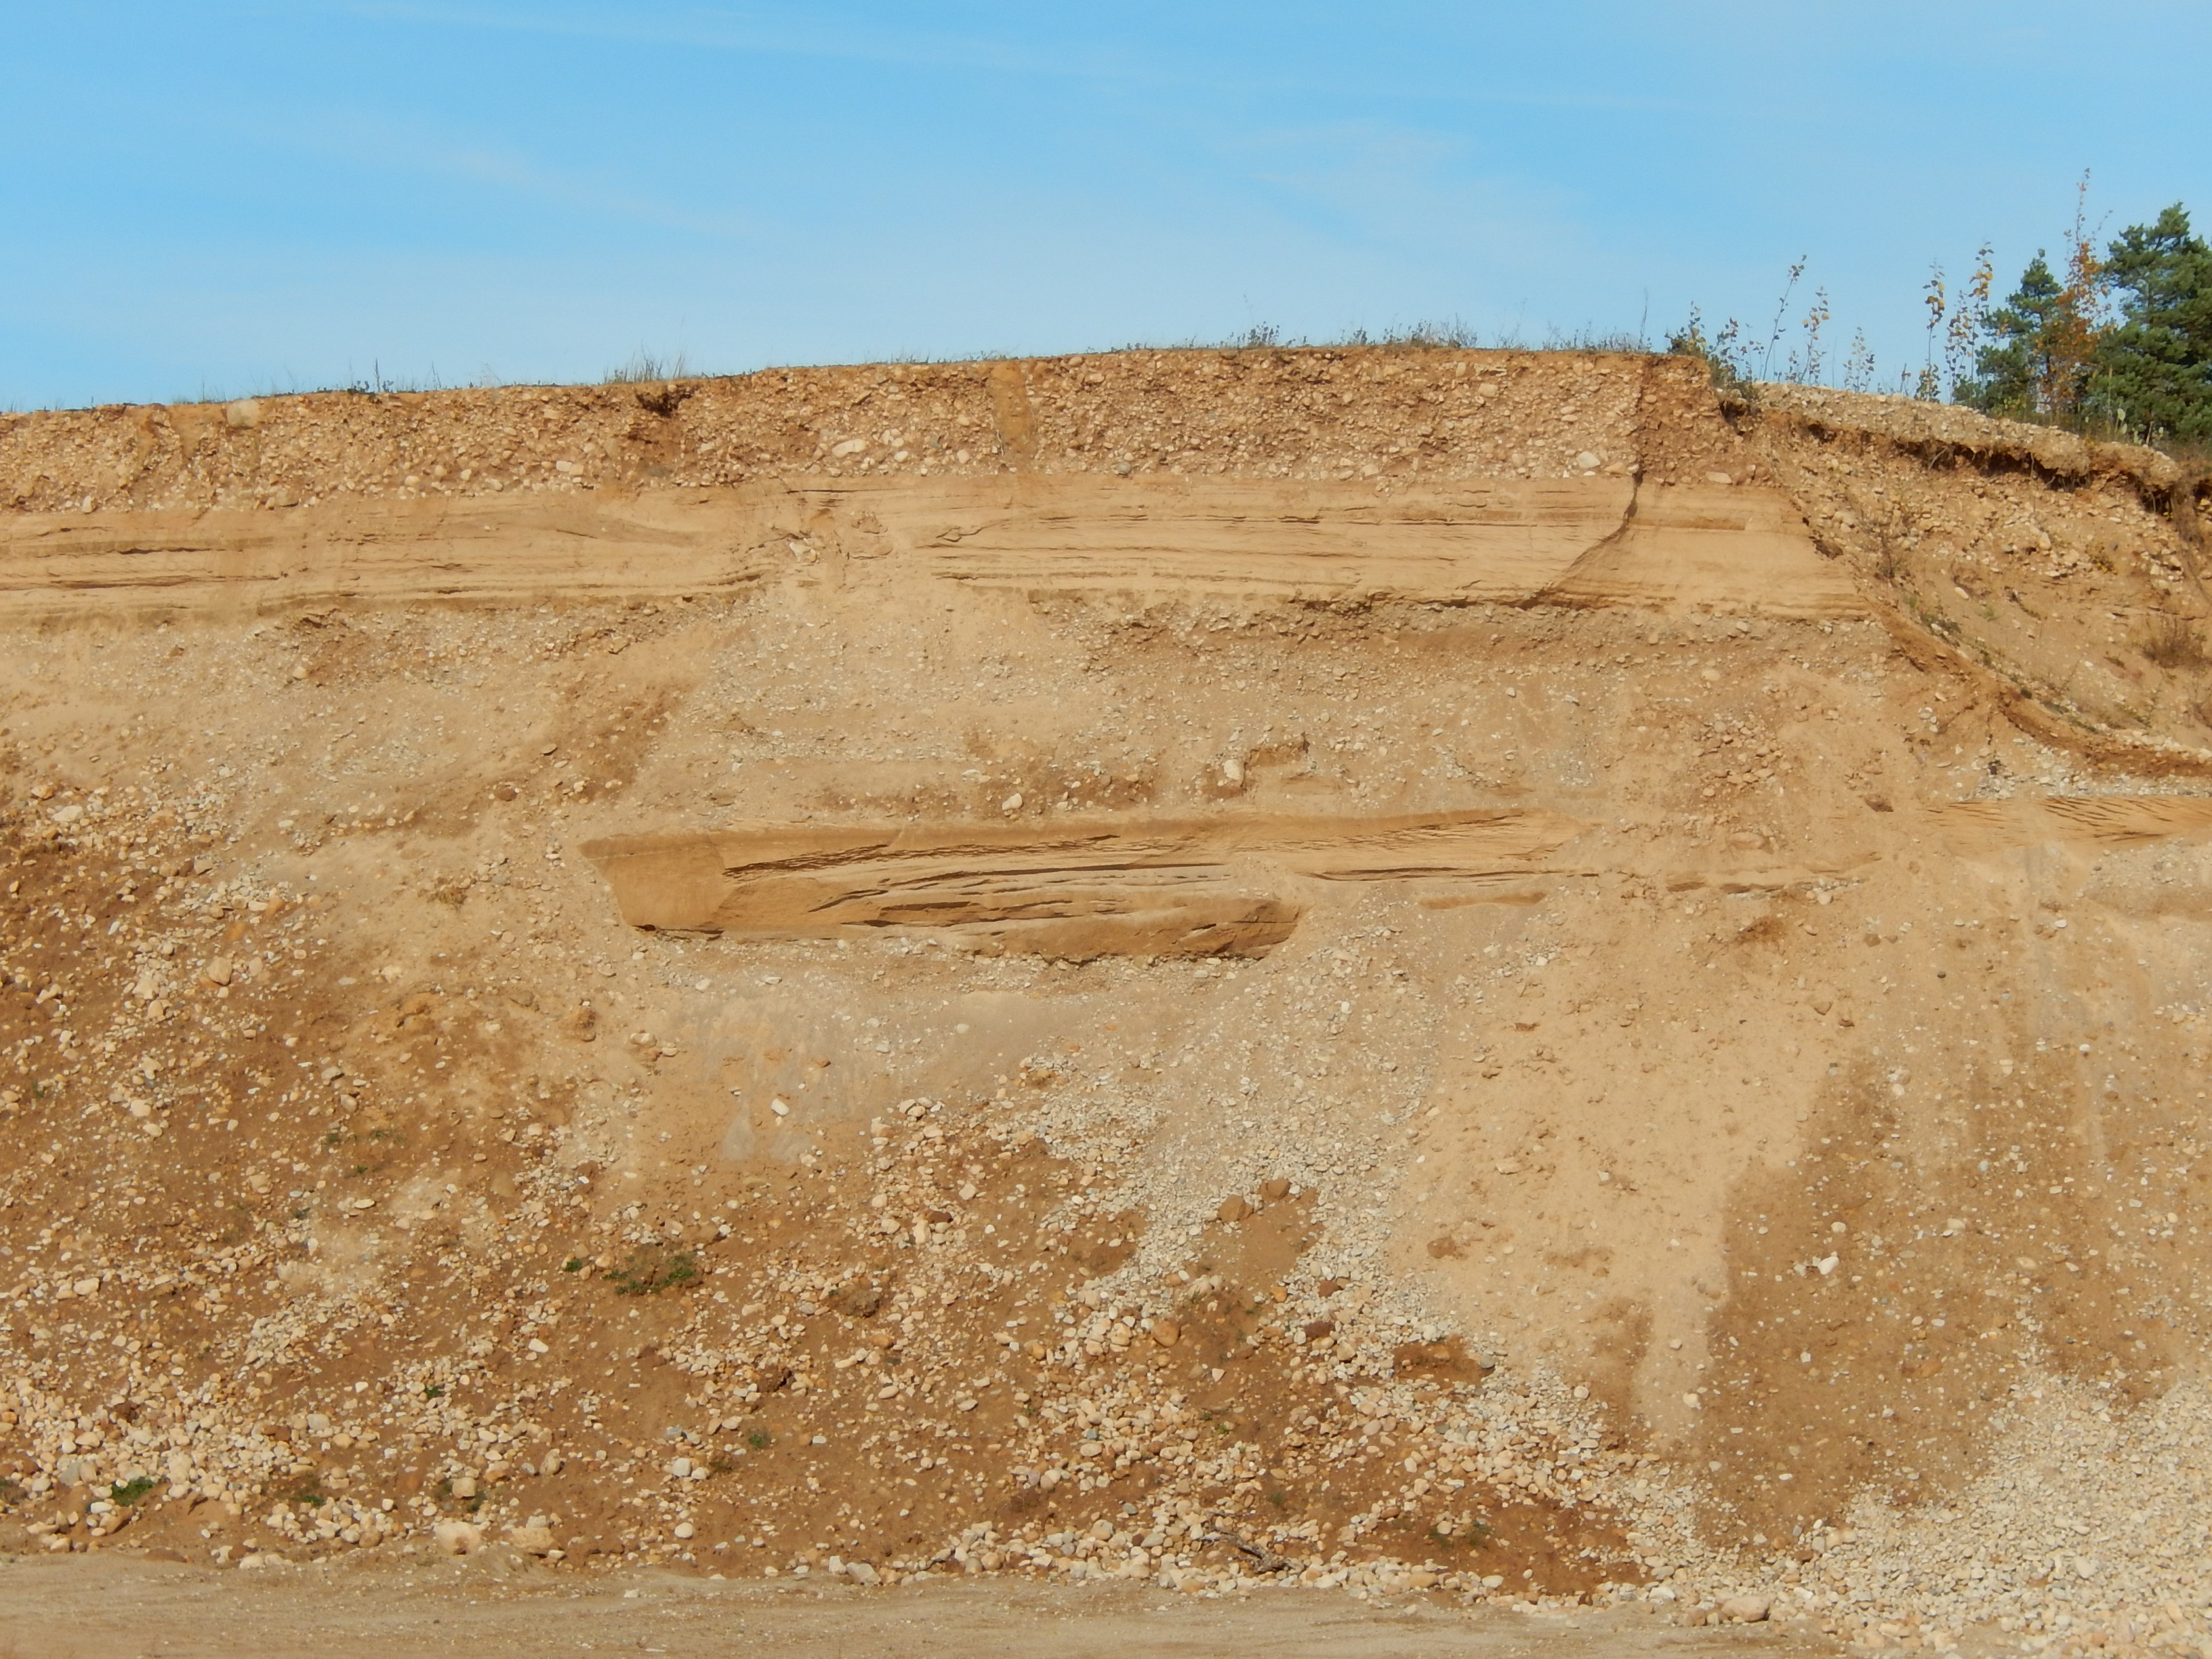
[2139,613,2209,668]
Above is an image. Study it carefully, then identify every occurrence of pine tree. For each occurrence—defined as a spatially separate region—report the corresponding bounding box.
[2091,204,2212,444]
[1956,180,2114,424]
[1955,254,2070,419]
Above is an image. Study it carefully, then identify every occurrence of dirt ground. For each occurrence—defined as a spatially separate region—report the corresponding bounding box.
[0,1550,1834,1659]
[2,349,2209,1655]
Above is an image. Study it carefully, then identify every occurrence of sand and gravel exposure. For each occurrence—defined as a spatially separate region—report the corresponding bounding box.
[2,348,2209,1655]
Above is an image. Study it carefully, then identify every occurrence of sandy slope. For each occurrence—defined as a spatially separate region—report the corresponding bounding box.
[1,349,2209,1653]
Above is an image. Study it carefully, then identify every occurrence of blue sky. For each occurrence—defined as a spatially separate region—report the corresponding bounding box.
[6,1,2209,409]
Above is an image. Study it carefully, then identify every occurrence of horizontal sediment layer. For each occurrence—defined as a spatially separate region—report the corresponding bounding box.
[0,476,1859,621]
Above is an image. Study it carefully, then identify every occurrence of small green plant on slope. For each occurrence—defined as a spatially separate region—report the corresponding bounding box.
[603,349,692,385]
[605,1246,698,1296]
[1666,306,1757,402]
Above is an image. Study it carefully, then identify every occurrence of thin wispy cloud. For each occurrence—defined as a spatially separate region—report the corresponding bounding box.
[320,1,1143,82]
[308,110,766,242]
[314,0,1706,115]
[1230,121,1582,268]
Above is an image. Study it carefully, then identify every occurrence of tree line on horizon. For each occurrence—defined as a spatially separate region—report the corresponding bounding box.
[1673,186,2212,452]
